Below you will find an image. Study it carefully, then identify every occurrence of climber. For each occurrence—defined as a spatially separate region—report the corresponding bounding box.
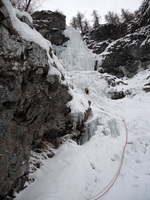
[88,100,91,106]
[85,87,89,94]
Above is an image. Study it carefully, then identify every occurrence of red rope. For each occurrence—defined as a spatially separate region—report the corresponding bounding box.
[87,116,128,200]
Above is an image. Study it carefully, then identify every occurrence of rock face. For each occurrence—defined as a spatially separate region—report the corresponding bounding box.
[0,2,78,199]
[134,0,150,28]
[32,10,69,45]
[84,0,150,77]
[89,23,127,42]
[84,23,127,55]
[99,33,150,77]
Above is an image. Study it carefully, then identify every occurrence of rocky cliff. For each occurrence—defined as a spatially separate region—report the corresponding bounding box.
[0,1,91,199]
[32,10,69,45]
[84,0,150,77]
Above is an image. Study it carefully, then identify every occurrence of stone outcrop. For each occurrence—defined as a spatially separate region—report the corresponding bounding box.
[84,23,127,55]
[132,0,150,29]
[99,33,150,77]
[32,10,69,45]
[84,0,150,77]
[89,23,127,42]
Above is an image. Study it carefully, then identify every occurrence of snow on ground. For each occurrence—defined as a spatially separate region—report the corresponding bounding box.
[14,26,150,200]
[104,71,150,200]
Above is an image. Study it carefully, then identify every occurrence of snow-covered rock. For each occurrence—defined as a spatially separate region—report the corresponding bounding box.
[32,10,68,45]
[84,0,150,77]
[97,33,150,77]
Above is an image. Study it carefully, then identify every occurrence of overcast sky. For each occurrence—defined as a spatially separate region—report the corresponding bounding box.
[39,0,143,25]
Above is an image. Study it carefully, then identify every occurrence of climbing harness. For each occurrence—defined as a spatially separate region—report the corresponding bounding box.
[87,116,128,200]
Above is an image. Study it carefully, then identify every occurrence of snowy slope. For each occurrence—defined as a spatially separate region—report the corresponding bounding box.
[15,26,150,200]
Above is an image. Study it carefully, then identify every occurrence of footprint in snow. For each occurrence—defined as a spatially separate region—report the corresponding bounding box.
[111,154,119,161]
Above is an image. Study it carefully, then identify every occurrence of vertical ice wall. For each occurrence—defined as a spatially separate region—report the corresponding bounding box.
[54,26,95,71]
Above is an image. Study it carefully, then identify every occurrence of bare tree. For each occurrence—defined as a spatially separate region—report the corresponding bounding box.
[70,12,85,34]
[70,17,78,29]
[83,19,91,32]
[92,10,101,28]
[25,0,32,11]
[10,0,44,13]
[121,9,134,23]
[105,11,120,25]
[76,11,84,33]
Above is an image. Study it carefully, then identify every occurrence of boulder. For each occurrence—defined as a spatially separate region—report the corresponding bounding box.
[32,10,66,30]
[109,90,126,100]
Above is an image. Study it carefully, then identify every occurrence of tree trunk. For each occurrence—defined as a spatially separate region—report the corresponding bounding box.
[25,0,32,11]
